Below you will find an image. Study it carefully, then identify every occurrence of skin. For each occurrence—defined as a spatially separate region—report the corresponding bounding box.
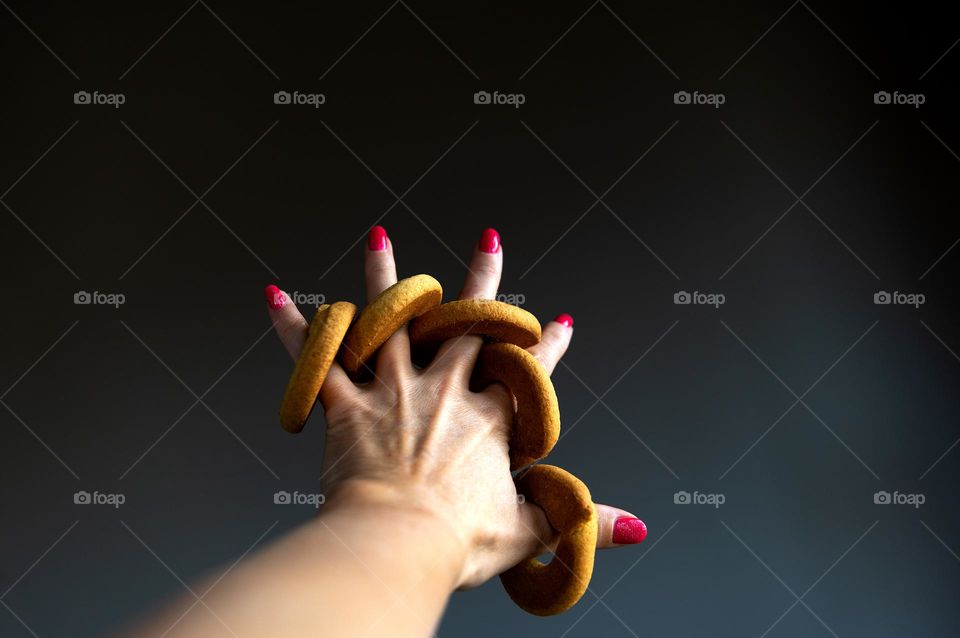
[122,232,641,638]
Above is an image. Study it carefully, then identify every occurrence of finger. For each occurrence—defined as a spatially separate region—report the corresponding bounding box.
[363,225,411,380]
[458,227,502,300]
[431,228,503,376]
[596,504,647,548]
[364,225,397,300]
[526,314,573,375]
[508,500,647,570]
[501,501,647,571]
[265,285,308,360]
[264,284,354,403]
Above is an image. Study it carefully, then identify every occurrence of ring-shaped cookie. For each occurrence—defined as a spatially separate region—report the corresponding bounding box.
[279,302,357,433]
[473,342,559,470]
[340,274,442,375]
[409,299,541,349]
[500,464,598,616]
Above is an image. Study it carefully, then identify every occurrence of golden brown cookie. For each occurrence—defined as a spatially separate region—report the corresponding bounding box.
[409,299,541,349]
[473,342,559,470]
[279,302,357,433]
[339,274,443,375]
[500,464,598,616]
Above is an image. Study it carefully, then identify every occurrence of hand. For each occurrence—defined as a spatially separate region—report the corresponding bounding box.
[265,227,646,589]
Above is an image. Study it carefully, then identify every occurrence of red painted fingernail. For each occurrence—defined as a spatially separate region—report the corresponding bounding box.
[368,225,388,251]
[554,313,574,328]
[612,517,647,545]
[264,285,285,310]
[479,227,500,253]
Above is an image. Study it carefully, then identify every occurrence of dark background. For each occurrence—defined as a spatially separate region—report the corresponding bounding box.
[2,1,959,636]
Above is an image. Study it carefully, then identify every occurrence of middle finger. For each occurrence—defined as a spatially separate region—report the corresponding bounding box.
[431,228,503,375]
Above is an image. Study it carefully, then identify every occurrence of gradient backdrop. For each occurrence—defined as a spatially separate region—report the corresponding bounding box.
[2,2,959,636]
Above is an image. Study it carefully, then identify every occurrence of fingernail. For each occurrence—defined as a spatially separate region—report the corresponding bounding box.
[612,517,647,545]
[264,284,285,310]
[554,313,574,328]
[368,225,388,251]
[479,227,500,253]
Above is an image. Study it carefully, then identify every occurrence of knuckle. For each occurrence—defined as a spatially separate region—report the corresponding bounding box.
[471,260,500,281]
[539,329,568,358]
[365,259,394,282]
[480,384,514,420]
[277,319,304,345]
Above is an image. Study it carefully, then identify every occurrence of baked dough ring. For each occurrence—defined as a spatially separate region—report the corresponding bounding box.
[409,299,541,349]
[500,464,598,616]
[279,302,357,433]
[340,274,443,375]
[473,342,559,470]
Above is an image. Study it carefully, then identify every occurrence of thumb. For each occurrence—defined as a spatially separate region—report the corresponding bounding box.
[595,503,647,548]
[515,501,648,561]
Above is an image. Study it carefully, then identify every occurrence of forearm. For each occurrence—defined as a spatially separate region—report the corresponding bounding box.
[123,489,465,638]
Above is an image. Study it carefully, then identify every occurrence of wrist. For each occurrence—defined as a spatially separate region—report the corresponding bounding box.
[314,478,469,589]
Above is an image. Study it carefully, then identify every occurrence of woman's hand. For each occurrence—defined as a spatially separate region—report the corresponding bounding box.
[123,227,647,638]
[265,226,647,589]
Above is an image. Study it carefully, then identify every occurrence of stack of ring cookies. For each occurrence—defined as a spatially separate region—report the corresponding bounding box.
[278,274,598,616]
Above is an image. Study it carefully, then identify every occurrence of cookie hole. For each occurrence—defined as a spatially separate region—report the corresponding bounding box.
[534,551,555,566]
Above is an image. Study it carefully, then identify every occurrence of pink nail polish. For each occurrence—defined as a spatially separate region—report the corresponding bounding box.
[368,225,388,251]
[612,517,647,545]
[264,284,285,310]
[554,313,574,328]
[479,227,500,253]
